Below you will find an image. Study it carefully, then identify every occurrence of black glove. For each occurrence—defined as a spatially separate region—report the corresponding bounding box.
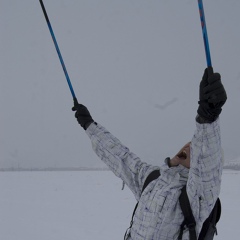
[72,102,94,130]
[197,67,227,123]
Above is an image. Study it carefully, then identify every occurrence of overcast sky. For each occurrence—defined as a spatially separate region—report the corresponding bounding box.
[1,0,240,170]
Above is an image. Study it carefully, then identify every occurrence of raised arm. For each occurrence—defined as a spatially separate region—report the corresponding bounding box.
[187,67,227,223]
[72,103,159,200]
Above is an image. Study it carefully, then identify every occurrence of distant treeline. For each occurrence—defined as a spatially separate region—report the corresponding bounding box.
[0,167,110,172]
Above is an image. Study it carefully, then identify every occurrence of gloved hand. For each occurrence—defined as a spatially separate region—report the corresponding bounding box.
[197,67,227,123]
[72,102,94,130]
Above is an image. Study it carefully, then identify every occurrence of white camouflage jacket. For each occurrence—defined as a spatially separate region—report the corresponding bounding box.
[86,118,223,240]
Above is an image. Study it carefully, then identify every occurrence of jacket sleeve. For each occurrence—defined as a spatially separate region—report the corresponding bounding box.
[85,123,159,200]
[187,118,223,225]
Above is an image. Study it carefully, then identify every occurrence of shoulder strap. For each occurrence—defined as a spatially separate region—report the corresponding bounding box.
[178,186,197,240]
[124,170,160,239]
[131,170,160,222]
[142,170,160,193]
[179,186,221,240]
[198,198,221,240]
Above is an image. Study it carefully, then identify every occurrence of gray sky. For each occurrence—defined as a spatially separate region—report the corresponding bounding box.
[1,0,240,170]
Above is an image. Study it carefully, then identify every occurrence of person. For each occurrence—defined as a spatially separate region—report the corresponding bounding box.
[72,67,227,240]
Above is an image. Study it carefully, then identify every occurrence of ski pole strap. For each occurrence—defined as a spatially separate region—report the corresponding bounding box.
[178,186,197,240]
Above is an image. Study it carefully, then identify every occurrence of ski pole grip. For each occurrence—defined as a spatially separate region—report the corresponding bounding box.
[207,66,214,77]
[73,97,79,108]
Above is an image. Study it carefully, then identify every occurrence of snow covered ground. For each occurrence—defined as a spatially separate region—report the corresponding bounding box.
[224,156,240,171]
[1,169,239,240]
[1,1,239,238]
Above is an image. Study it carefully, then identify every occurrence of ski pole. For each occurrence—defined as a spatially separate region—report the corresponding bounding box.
[39,0,78,105]
[197,0,212,69]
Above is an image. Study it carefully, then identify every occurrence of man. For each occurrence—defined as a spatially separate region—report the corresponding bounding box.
[72,67,227,239]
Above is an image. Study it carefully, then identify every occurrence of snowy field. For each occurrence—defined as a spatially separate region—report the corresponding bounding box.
[1,1,239,239]
[1,170,239,240]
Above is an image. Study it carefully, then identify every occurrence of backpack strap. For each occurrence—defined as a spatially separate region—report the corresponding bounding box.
[124,170,160,239]
[131,170,160,222]
[198,198,221,240]
[131,170,161,221]
[142,170,161,193]
[178,186,197,240]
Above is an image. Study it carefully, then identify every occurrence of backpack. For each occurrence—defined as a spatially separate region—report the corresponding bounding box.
[125,170,221,240]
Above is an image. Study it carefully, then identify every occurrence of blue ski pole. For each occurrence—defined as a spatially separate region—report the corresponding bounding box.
[198,0,212,70]
[39,0,78,106]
